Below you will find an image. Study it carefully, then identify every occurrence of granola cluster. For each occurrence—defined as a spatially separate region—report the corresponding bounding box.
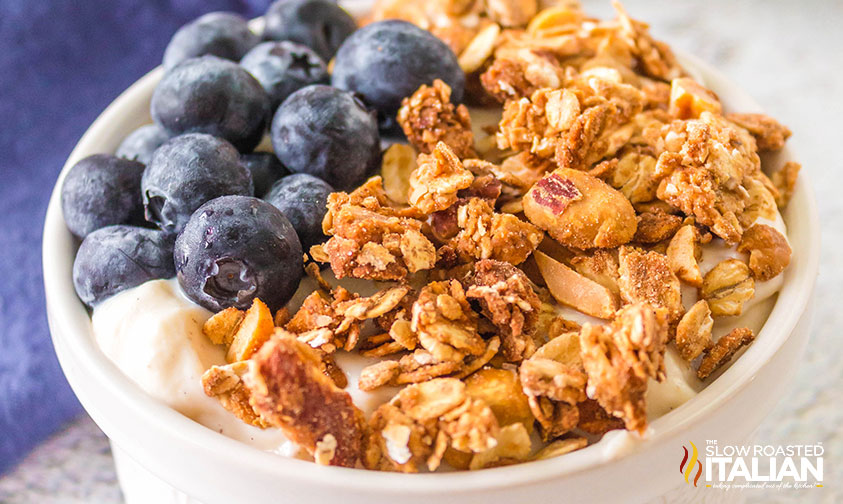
[192,0,799,472]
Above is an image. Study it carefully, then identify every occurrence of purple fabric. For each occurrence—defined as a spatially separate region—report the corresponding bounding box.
[0,0,272,475]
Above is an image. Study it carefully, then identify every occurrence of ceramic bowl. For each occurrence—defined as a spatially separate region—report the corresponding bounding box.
[42,19,819,504]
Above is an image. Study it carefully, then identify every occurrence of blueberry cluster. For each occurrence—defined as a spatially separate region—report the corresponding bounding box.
[63,0,466,312]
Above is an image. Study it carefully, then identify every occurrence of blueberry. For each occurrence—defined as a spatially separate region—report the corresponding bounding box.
[263,0,356,61]
[270,85,379,190]
[174,195,303,312]
[151,56,270,152]
[332,20,464,133]
[264,173,333,250]
[73,225,175,306]
[115,124,169,165]
[241,152,290,197]
[142,133,253,235]
[240,41,328,110]
[163,12,260,70]
[61,154,146,239]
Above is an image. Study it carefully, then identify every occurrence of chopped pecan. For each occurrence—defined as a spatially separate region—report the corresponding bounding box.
[675,300,713,361]
[737,224,792,281]
[726,113,791,151]
[398,80,475,159]
[202,361,266,428]
[408,142,474,214]
[465,259,541,362]
[701,259,755,317]
[697,327,755,379]
[524,168,638,249]
[412,280,484,362]
[618,246,684,323]
[245,332,368,467]
[580,302,669,433]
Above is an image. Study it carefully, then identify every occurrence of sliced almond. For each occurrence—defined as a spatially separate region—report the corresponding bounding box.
[534,250,619,319]
[458,23,501,74]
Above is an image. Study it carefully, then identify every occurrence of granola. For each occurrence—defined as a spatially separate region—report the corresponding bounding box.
[185,0,800,473]
[398,80,475,158]
[465,259,541,362]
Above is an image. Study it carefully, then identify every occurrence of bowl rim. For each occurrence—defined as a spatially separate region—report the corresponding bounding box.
[42,50,820,493]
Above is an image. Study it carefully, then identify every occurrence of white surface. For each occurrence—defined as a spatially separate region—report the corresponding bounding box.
[5,1,839,503]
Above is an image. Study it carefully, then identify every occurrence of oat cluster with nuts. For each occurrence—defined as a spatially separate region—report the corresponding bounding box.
[196,0,799,470]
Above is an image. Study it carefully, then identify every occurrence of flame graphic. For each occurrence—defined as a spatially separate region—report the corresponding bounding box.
[679,442,703,487]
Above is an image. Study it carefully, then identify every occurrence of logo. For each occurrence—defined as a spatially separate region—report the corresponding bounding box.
[678,440,824,491]
[679,441,703,487]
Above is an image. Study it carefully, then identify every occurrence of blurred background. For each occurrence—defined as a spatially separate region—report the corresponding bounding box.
[0,0,839,502]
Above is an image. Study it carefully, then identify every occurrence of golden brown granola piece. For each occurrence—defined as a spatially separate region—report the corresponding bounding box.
[771,161,800,208]
[465,259,541,362]
[666,224,703,287]
[613,1,682,81]
[412,280,484,362]
[601,145,660,204]
[202,361,266,428]
[203,307,244,346]
[523,168,638,249]
[408,142,474,215]
[726,113,791,151]
[633,209,683,244]
[655,112,761,244]
[580,302,669,433]
[576,398,625,435]
[701,259,755,317]
[534,250,619,319]
[359,360,401,392]
[451,197,543,265]
[321,178,436,281]
[528,396,580,441]
[618,246,684,323]
[520,359,587,406]
[675,300,713,361]
[396,349,464,384]
[669,77,722,119]
[480,58,539,103]
[697,327,755,379]
[485,0,536,27]
[737,224,792,282]
[227,299,275,363]
[245,332,368,467]
[398,80,475,159]
[370,378,500,472]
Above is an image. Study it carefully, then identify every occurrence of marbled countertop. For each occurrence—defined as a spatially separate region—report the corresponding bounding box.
[2,0,840,502]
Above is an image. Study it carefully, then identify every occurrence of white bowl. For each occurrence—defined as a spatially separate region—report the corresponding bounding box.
[42,47,820,504]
